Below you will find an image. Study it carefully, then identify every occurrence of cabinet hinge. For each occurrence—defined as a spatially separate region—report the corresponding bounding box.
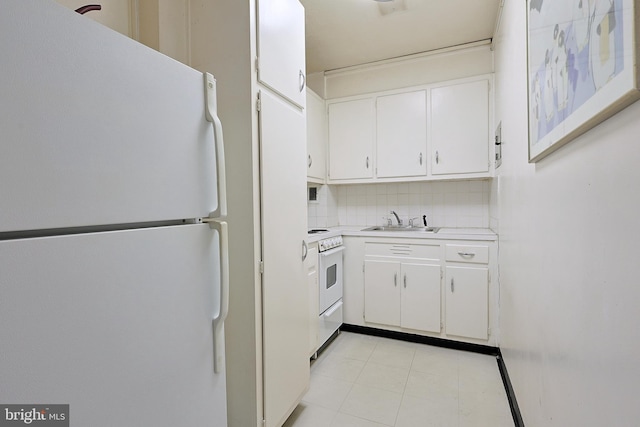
[259,261,264,274]
[488,327,491,336]
[256,95,261,112]
[440,321,444,331]
[440,268,443,279]
[255,57,259,72]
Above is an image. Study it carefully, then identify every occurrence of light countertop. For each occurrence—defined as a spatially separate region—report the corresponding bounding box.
[307,226,497,243]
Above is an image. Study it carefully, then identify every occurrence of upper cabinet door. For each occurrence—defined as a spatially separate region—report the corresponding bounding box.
[328,98,375,180]
[430,79,490,176]
[306,88,326,182]
[257,0,306,108]
[376,90,427,178]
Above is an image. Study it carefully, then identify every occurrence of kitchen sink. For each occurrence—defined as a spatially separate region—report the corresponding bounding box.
[361,226,440,233]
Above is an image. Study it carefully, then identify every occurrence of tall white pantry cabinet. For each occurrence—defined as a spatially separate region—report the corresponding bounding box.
[190,1,308,427]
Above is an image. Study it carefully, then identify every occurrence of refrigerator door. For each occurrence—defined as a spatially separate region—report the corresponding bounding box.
[0,224,227,426]
[0,1,218,233]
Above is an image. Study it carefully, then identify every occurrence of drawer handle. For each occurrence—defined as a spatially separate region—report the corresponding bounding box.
[394,272,397,287]
[451,278,454,293]
[403,274,407,288]
[458,251,476,257]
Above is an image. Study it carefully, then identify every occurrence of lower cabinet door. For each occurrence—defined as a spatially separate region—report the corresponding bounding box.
[401,263,441,333]
[445,266,489,340]
[364,260,400,326]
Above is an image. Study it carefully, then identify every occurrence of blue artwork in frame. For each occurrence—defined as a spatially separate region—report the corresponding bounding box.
[527,0,640,162]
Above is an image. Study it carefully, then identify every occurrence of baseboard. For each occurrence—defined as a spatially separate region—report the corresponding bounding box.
[496,350,525,427]
[340,324,524,426]
[340,323,499,355]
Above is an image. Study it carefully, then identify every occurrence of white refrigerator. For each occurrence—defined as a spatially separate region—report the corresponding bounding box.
[0,1,229,426]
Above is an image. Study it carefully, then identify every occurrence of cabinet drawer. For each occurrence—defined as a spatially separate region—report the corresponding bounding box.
[445,244,489,264]
[365,242,440,260]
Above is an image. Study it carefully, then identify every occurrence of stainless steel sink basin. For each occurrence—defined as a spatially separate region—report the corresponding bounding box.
[361,226,440,233]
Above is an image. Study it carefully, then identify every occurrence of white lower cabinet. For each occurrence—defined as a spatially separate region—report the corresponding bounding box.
[445,265,489,340]
[401,263,441,333]
[444,243,490,340]
[364,242,441,334]
[306,243,319,357]
[364,260,440,333]
[347,237,497,346]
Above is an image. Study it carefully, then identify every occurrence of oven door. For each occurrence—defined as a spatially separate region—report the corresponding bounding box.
[318,246,344,314]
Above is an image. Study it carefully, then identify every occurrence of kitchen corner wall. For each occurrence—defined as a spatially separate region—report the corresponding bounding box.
[494,0,640,425]
[308,180,490,229]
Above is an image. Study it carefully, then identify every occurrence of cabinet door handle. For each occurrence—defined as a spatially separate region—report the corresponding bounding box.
[302,240,308,261]
[419,152,423,165]
[299,70,306,92]
[435,151,439,164]
[451,277,454,293]
[308,154,312,168]
[366,156,370,169]
[394,272,397,287]
[458,251,476,257]
[404,274,407,288]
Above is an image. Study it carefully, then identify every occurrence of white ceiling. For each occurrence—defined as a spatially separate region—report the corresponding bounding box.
[300,0,501,74]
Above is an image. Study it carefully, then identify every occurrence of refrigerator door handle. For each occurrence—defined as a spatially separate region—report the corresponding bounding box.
[204,72,228,219]
[209,219,229,374]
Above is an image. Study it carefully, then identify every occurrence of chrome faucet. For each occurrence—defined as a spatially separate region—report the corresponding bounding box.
[390,210,402,226]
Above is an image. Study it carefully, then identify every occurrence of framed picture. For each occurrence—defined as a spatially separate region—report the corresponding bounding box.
[527,0,640,162]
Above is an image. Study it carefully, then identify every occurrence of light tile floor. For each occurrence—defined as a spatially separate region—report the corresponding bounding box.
[284,332,514,427]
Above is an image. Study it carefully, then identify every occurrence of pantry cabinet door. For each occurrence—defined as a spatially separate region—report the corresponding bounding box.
[257,0,306,108]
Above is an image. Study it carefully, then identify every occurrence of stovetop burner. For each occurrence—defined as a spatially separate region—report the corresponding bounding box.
[308,229,329,235]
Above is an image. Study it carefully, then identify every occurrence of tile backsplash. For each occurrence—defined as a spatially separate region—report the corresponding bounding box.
[308,180,491,229]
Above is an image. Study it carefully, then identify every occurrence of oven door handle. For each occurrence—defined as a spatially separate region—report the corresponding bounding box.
[323,300,343,317]
[319,246,345,257]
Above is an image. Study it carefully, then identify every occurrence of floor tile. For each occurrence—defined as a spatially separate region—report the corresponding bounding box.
[303,374,354,410]
[355,361,410,394]
[368,341,415,369]
[284,332,514,427]
[339,383,402,426]
[330,333,378,362]
[404,369,458,401]
[411,347,459,377]
[331,412,391,427]
[313,353,366,383]
[282,401,337,427]
[395,394,459,427]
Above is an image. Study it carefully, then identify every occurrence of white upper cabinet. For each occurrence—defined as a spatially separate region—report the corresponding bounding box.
[326,75,492,184]
[430,79,490,176]
[306,88,326,182]
[376,90,427,178]
[328,98,375,180]
[257,0,306,108]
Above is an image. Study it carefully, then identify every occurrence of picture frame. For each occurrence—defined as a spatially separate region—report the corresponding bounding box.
[527,0,640,162]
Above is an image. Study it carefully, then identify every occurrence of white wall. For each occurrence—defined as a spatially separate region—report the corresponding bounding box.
[308,181,490,229]
[55,0,132,36]
[494,1,640,426]
[325,42,493,99]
